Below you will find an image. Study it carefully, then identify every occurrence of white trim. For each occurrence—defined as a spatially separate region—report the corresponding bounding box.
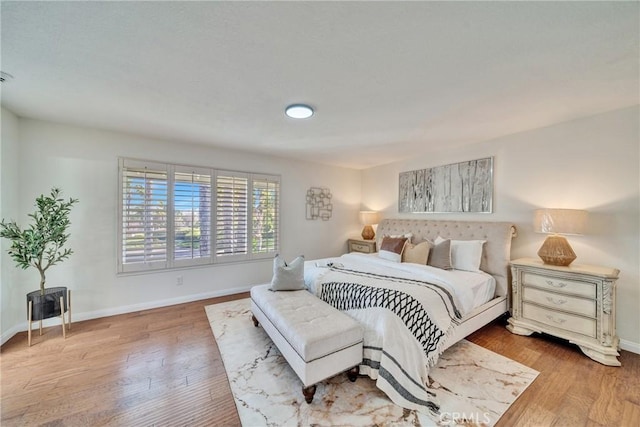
[5,291,638,357]
[250,175,280,259]
[1,324,23,346]
[167,164,176,268]
[0,285,254,346]
[620,338,640,355]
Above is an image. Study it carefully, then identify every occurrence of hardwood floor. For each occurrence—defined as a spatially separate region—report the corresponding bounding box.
[467,320,640,426]
[2,295,639,426]
[1,293,246,427]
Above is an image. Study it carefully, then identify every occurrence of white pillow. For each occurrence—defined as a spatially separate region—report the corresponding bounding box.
[434,236,486,272]
[270,254,305,291]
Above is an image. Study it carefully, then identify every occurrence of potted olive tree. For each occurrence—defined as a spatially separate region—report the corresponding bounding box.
[0,188,78,341]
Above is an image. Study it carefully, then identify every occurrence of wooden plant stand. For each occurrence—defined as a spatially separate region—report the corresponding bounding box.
[27,288,72,347]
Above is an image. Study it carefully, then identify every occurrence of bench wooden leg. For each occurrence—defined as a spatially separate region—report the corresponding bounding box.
[302,385,316,404]
[347,366,359,382]
[251,315,259,327]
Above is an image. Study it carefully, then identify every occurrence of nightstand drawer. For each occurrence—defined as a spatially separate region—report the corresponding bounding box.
[522,272,596,299]
[350,242,373,253]
[523,287,596,318]
[523,302,596,338]
[509,258,620,366]
[348,239,376,254]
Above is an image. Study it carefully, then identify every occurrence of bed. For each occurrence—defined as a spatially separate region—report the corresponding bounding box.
[303,219,517,414]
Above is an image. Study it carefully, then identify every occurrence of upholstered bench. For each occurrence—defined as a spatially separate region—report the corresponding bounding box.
[250,284,364,403]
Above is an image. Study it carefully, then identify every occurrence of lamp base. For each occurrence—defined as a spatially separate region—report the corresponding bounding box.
[361,225,375,240]
[537,235,576,266]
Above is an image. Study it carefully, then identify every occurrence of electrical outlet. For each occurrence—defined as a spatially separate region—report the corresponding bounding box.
[176,276,184,286]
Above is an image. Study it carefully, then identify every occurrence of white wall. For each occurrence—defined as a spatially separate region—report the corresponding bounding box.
[4,107,638,352]
[1,117,361,343]
[361,106,640,351]
[1,108,21,342]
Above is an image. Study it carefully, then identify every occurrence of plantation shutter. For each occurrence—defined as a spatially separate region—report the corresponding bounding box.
[119,158,280,272]
[173,166,212,266]
[119,159,168,272]
[215,172,249,261]
[251,175,280,257]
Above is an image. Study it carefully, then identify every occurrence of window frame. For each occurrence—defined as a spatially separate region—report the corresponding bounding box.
[117,158,280,274]
[250,174,280,259]
[214,170,250,264]
[172,164,214,268]
[118,159,169,273]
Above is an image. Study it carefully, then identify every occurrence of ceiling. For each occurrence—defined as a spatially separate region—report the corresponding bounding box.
[1,1,638,169]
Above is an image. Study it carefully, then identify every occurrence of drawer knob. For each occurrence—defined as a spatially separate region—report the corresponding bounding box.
[545,296,567,305]
[546,280,567,288]
[546,314,567,324]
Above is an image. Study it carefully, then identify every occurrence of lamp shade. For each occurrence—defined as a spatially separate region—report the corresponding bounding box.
[533,209,588,235]
[359,211,380,225]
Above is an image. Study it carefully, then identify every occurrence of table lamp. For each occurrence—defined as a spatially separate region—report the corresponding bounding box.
[533,208,588,266]
[359,211,380,240]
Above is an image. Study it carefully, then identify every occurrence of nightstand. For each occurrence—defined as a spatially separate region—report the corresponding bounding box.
[347,238,376,254]
[508,258,620,366]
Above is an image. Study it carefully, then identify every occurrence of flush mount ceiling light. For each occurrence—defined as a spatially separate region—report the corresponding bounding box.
[285,104,314,119]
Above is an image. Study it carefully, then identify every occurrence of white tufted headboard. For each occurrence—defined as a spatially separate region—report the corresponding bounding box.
[376,219,517,298]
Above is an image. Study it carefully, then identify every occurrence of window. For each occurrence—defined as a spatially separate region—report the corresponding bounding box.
[215,172,248,261]
[120,160,168,272]
[252,175,279,255]
[118,158,279,273]
[174,166,212,267]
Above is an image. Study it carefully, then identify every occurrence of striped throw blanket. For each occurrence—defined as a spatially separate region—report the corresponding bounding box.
[315,264,462,414]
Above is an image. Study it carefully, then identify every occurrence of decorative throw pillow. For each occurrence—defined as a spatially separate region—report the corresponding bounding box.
[402,241,430,265]
[270,254,305,291]
[390,233,413,242]
[427,239,453,270]
[435,236,486,272]
[378,236,408,263]
[377,233,413,250]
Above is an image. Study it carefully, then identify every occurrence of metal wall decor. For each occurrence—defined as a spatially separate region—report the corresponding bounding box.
[306,187,333,220]
[399,157,493,213]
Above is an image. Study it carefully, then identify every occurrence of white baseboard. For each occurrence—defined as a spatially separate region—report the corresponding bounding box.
[4,287,639,358]
[0,285,253,346]
[620,338,640,355]
[1,324,23,346]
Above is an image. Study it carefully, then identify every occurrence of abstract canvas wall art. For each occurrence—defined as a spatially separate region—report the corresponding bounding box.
[399,157,493,213]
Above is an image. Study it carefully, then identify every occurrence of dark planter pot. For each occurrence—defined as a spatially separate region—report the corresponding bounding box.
[27,287,68,321]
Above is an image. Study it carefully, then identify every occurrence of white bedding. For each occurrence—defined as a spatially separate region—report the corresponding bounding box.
[305,252,496,316]
[302,252,499,414]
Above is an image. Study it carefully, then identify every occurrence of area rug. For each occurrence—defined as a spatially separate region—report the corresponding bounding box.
[205,299,538,427]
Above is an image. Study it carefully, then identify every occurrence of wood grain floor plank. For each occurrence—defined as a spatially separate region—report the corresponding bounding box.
[2,297,638,426]
[467,318,640,427]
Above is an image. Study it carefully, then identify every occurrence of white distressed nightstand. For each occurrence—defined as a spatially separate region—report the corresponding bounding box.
[508,258,620,366]
[347,238,376,254]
